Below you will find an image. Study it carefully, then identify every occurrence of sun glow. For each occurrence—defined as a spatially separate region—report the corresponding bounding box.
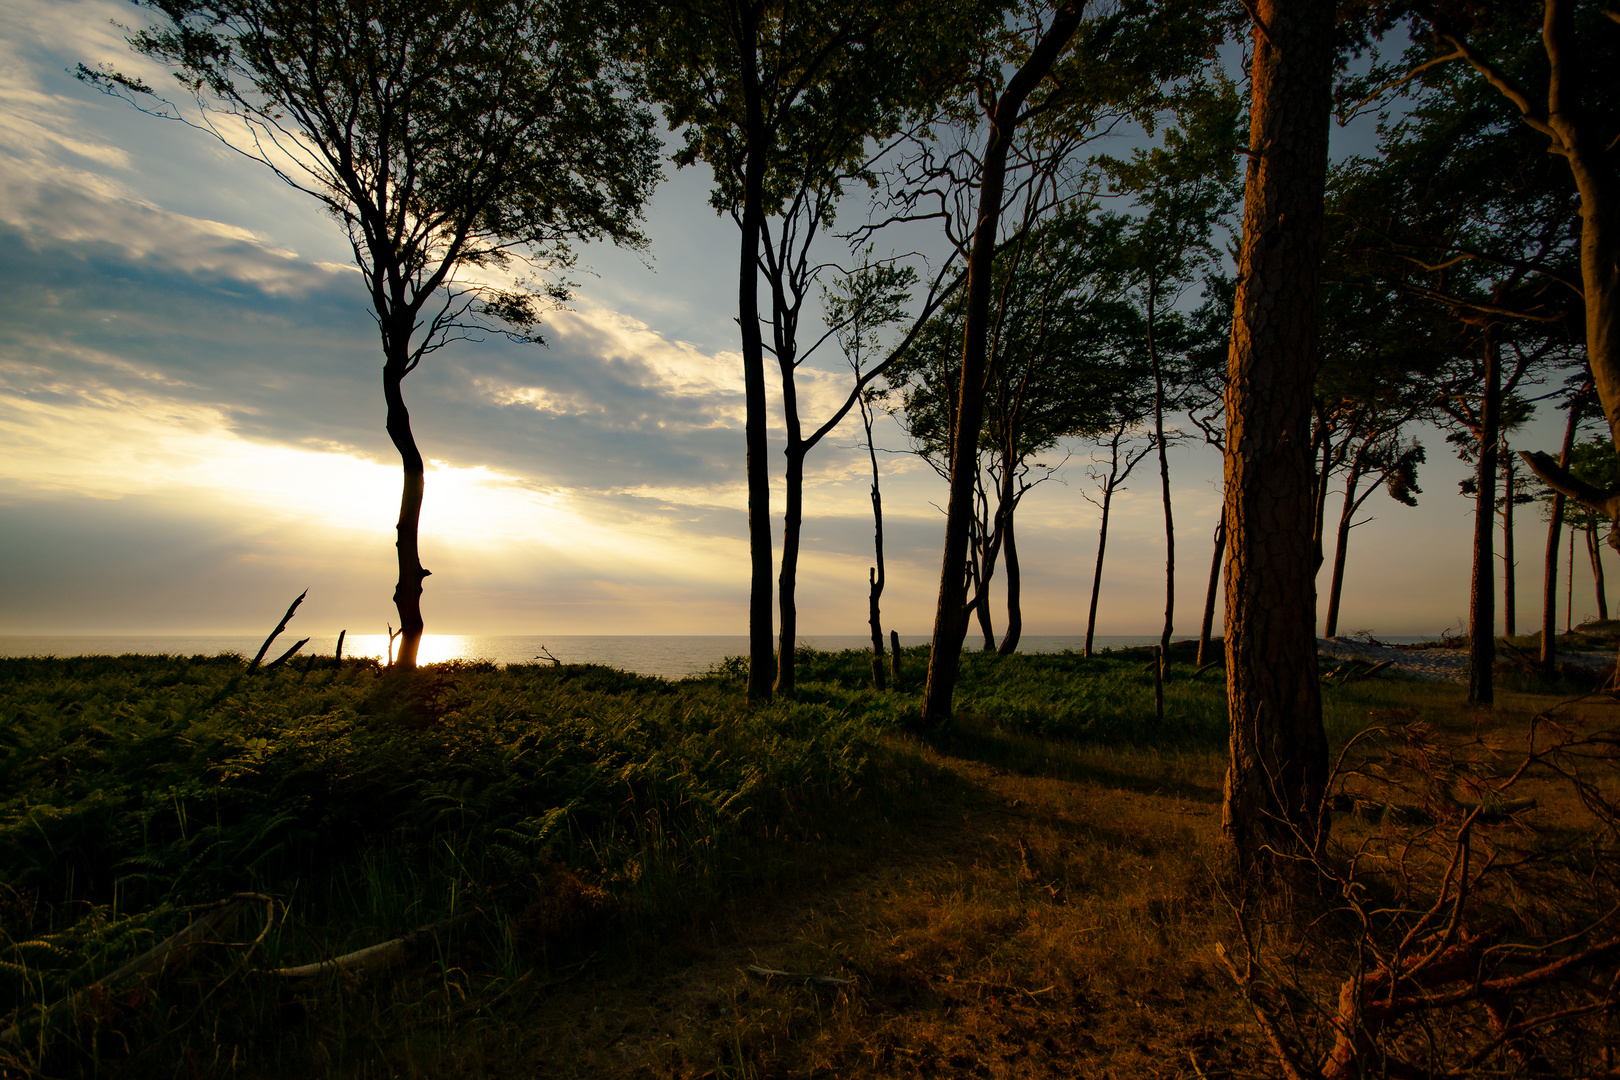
[338,634,482,666]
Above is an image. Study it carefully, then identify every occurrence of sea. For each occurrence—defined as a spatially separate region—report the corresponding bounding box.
[0,632,1441,680]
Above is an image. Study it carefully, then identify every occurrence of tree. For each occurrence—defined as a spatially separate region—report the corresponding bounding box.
[1080,414,1156,658]
[1537,378,1592,669]
[891,205,1146,655]
[1329,39,1583,703]
[825,258,918,689]
[1219,0,1336,869]
[913,0,1222,722]
[1097,80,1240,675]
[85,0,658,668]
[642,0,982,698]
[1396,1,1620,525]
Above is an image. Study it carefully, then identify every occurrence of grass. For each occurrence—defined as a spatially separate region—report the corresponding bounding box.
[0,644,1609,1077]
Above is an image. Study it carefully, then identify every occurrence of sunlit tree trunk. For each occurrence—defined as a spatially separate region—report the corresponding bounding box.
[1469,325,1501,705]
[1220,0,1334,869]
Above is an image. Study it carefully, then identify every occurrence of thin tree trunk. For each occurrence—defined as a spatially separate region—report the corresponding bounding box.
[864,399,887,691]
[1085,481,1117,659]
[1469,325,1501,705]
[737,26,774,702]
[1503,450,1517,638]
[998,512,1021,655]
[1150,275,1175,675]
[776,441,804,694]
[1322,462,1365,639]
[1568,524,1576,633]
[1197,516,1224,667]
[1588,521,1610,621]
[1220,0,1334,869]
[1541,387,1584,670]
[383,358,427,670]
[922,3,1085,724]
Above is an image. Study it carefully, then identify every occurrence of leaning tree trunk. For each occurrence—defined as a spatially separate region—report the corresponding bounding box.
[998,512,1022,655]
[1197,516,1225,667]
[1588,521,1610,621]
[1503,450,1517,637]
[921,2,1085,724]
[1085,480,1118,659]
[1469,325,1502,705]
[1322,460,1365,639]
[383,353,428,670]
[1220,0,1334,870]
[1541,387,1584,671]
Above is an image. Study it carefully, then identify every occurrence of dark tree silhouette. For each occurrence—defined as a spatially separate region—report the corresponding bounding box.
[84,0,658,668]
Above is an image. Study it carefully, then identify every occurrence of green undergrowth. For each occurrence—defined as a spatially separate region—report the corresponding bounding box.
[0,646,1469,1077]
[0,654,917,1076]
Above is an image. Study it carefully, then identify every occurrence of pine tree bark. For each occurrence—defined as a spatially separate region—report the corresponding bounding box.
[383,352,428,670]
[1469,325,1501,705]
[921,3,1084,723]
[1197,516,1225,667]
[1219,0,1334,869]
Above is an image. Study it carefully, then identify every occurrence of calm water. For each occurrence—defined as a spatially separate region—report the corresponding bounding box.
[0,633,1223,679]
[0,633,1443,679]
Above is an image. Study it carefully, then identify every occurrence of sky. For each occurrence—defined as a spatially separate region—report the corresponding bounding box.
[0,0,1607,641]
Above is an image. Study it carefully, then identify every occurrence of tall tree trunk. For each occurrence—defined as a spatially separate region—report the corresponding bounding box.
[1322,461,1365,639]
[1502,450,1517,638]
[1588,521,1610,621]
[1197,516,1225,667]
[383,357,428,670]
[1469,325,1501,705]
[1568,525,1576,632]
[1150,275,1175,674]
[1541,387,1584,670]
[776,439,804,694]
[998,512,1022,655]
[1220,0,1334,869]
[737,26,774,702]
[921,3,1085,724]
[865,399,887,691]
[1085,481,1116,659]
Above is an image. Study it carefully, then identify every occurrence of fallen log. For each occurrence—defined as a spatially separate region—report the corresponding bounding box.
[745,964,852,988]
[265,917,459,980]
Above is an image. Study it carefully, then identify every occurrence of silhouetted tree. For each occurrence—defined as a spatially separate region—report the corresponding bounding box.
[85,0,658,668]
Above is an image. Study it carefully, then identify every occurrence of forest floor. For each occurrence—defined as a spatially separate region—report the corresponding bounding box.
[511,722,1257,1080]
